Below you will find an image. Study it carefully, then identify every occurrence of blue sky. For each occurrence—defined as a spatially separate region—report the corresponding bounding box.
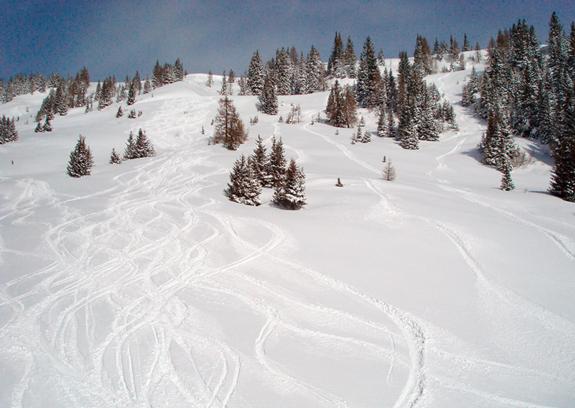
[1,0,574,80]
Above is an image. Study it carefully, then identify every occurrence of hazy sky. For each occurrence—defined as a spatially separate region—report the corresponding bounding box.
[1,0,574,80]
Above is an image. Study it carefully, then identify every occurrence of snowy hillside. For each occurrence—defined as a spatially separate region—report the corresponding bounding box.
[1,63,574,408]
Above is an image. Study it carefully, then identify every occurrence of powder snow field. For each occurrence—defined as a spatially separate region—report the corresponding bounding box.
[0,61,574,408]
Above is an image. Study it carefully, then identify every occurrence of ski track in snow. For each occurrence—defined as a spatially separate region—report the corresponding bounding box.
[1,72,574,408]
[0,92,417,408]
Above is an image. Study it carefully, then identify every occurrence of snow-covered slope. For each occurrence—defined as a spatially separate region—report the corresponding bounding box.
[0,65,574,408]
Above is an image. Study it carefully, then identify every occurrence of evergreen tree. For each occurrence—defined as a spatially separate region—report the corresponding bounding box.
[225,155,262,206]
[269,136,287,187]
[500,157,515,191]
[247,51,265,95]
[109,148,122,164]
[250,135,273,187]
[397,51,411,113]
[344,36,357,78]
[67,135,93,177]
[377,106,389,137]
[213,96,247,150]
[305,45,324,93]
[273,159,306,209]
[356,37,382,108]
[463,33,471,52]
[127,81,136,105]
[258,74,278,115]
[123,131,137,159]
[549,89,575,201]
[328,32,345,78]
[413,35,433,75]
[275,48,293,95]
[134,129,155,158]
[143,78,152,94]
[116,106,124,118]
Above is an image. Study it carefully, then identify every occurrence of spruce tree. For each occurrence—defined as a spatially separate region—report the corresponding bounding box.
[116,106,124,118]
[258,74,278,115]
[134,129,155,158]
[377,106,388,137]
[328,32,345,78]
[549,89,575,201]
[67,135,94,177]
[247,51,265,95]
[356,37,382,108]
[269,136,287,188]
[500,158,515,191]
[251,135,273,187]
[305,46,324,93]
[123,131,137,159]
[225,155,261,206]
[109,148,122,164]
[273,159,306,209]
[344,36,357,78]
[127,81,136,105]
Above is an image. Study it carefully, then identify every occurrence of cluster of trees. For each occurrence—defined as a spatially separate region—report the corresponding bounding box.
[34,67,90,123]
[212,97,248,149]
[325,47,455,149]
[327,32,357,78]
[152,58,185,88]
[245,46,326,99]
[67,129,155,177]
[122,129,155,160]
[464,12,575,198]
[396,51,457,150]
[325,80,357,127]
[1,73,62,103]
[0,116,18,144]
[225,136,306,209]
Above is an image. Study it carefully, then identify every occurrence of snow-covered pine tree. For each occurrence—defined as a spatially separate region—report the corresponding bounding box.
[212,96,247,150]
[269,136,287,188]
[109,148,122,164]
[344,36,357,78]
[273,159,306,209]
[247,51,264,95]
[377,105,388,137]
[258,74,278,115]
[116,106,124,118]
[127,81,136,105]
[251,135,273,187]
[549,88,575,201]
[327,32,345,78]
[123,131,137,159]
[305,46,324,93]
[143,78,151,94]
[275,48,293,95]
[500,157,515,191]
[225,155,261,206]
[134,129,155,158]
[67,135,93,177]
[397,51,411,113]
[356,37,382,108]
[413,34,433,75]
